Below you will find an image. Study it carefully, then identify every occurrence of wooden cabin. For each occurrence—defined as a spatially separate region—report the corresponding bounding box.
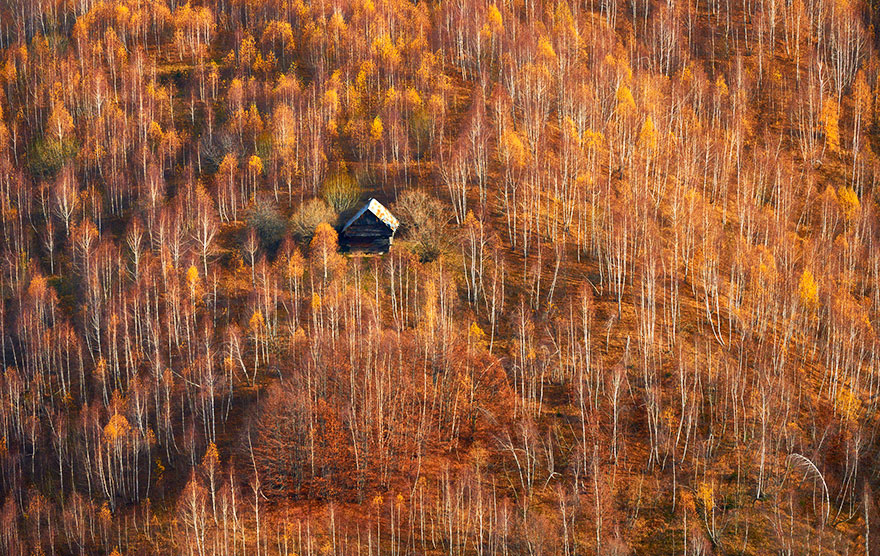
[339,198,399,253]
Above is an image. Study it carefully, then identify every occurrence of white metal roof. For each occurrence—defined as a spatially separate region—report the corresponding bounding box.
[341,198,399,233]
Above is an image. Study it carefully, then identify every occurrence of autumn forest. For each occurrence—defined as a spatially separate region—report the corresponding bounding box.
[0,0,879,553]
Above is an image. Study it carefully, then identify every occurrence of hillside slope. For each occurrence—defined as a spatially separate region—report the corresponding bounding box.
[0,0,879,554]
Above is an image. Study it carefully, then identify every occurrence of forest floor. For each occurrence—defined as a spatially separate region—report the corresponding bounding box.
[124,28,870,553]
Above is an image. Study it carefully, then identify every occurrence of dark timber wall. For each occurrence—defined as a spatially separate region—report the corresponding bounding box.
[339,211,394,253]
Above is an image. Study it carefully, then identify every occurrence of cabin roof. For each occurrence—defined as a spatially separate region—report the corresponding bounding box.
[341,198,399,234]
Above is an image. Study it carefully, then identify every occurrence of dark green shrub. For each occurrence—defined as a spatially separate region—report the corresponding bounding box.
[247,199,287,253]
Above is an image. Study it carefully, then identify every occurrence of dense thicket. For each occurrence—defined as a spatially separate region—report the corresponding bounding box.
[0,0,879,554]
